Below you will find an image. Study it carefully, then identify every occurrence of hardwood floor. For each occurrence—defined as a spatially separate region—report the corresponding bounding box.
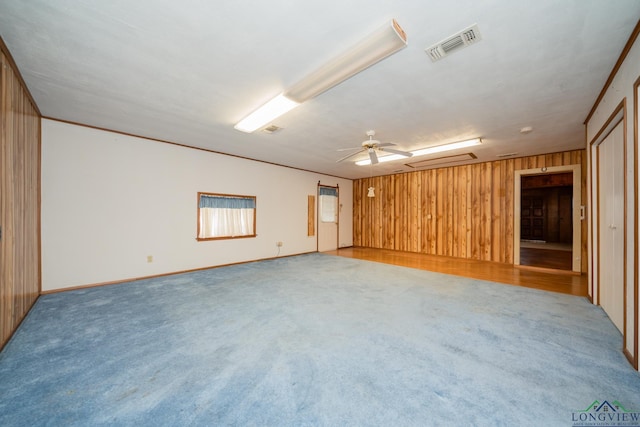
[519,247,572,270]
[325,247,588,297]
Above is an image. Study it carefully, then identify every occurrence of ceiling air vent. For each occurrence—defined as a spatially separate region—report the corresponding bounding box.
[425,24,482,62]
[262,125,282,134]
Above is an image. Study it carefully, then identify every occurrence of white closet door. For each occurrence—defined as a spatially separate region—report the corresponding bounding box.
[598,122,624,333]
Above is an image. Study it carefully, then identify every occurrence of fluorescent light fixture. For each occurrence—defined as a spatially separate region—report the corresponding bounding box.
[356,138,482,166]
[285,19,408,103]
[356,153,405,166]
[233,94,300,133]
[411,138,482,157]
[234,19,407,133]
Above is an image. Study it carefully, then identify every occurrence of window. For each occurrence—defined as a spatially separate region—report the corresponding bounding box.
[319,186,338,223]
[197,192,256,240]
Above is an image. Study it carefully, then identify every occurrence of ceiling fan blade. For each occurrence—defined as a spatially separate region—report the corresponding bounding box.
[376,142,396,148]
[336,149,364,163]
[336,146,363,152]
[368,148,379,165]
[379,147,413,157]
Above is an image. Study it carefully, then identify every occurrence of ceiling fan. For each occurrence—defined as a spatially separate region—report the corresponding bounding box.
[336,130,413,164]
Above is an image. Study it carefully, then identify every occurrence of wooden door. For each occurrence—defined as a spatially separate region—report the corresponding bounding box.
[521,192,545,241]
[557,187,573,243]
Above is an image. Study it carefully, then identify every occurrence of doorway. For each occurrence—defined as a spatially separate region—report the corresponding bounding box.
[317,185,339,252]
[514,165,582,273]
[519,173,573,270]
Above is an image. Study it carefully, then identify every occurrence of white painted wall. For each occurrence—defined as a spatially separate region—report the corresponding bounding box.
[41,119,353,291]
[585,29,639,370]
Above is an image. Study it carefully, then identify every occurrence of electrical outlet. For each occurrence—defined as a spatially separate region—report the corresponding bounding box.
[147,255,153,263]
[276,241,283,247]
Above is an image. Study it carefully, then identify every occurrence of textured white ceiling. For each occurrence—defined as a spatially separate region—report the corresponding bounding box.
[1,0,639,179]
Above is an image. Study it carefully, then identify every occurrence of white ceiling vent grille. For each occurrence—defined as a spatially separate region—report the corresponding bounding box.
[496,152,519,158]
[262,125,283,134]
[425,24,482,62]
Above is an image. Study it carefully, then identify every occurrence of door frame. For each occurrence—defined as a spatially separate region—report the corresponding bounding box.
[317,183,339,252]
[514,164,582,272]
[588,101,632,366]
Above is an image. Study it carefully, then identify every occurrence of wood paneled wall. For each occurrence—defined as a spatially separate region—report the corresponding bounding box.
[1,41,41,349]
[353,150,587,271]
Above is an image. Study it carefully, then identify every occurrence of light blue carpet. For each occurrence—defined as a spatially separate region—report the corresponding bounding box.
[1,253,639,426]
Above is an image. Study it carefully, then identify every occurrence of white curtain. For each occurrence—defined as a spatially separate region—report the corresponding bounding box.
[320,195,337,223]
[199,208,254,238]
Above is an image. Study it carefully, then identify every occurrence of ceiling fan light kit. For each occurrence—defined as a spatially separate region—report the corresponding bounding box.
[337,130,413,165]
[234,19,407,133]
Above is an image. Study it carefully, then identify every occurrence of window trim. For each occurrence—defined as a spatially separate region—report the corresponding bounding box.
[196,192,257,241]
